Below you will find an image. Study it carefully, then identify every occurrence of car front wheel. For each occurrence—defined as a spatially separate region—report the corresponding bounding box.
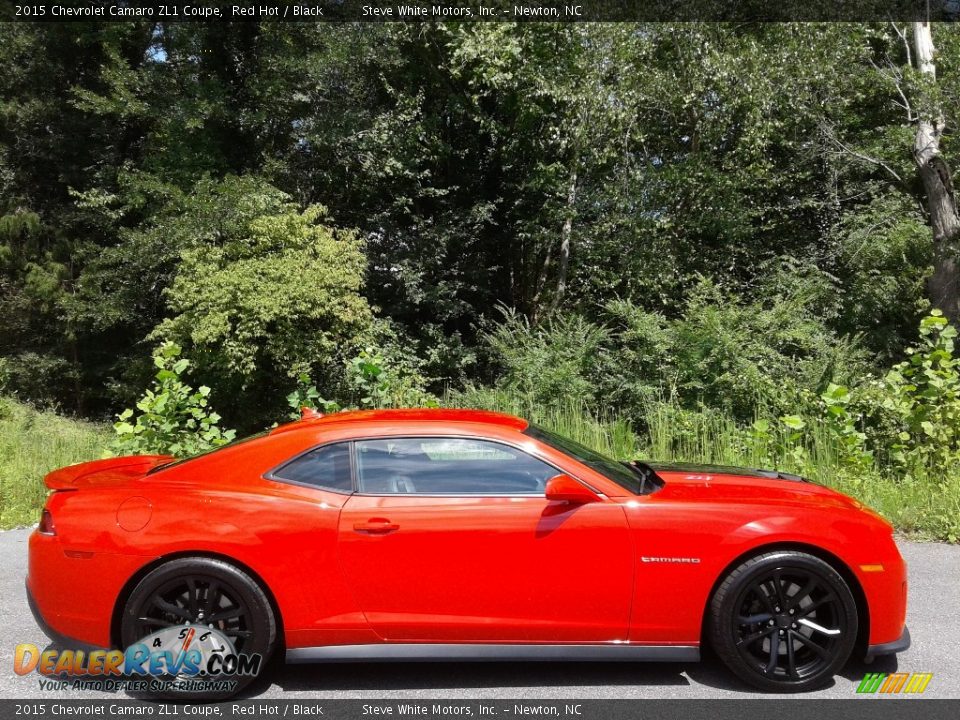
[709,550,858,692]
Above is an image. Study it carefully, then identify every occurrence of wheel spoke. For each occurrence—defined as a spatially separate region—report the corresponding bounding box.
[203,581,220,616]
[737,626,776,647]
[138,616,176,628]
[738,613,774,625]
[753,583,776,615]
[796,593,836,618]
[765,633,780,675]
[791,630,831,660]
[771,570,788,609]
[152,598,191,620]
[207,607,244,623]
[797,618,841,636]
[186,578,199,616]
[785,632,798,678]
[223,629,253,639]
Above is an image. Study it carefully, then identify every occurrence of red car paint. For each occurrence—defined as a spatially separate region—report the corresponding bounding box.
[26,408,907,657]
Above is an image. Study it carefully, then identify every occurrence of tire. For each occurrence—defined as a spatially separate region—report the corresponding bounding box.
[120,557,277,700]
[708,550,858,692]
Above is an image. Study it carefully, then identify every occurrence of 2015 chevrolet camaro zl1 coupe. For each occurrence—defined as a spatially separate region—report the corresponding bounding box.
[27,408,909,695]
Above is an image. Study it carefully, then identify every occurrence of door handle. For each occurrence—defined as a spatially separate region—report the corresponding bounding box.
[353,519,399,534]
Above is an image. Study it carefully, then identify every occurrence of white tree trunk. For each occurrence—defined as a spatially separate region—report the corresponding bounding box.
[912,22,960,321]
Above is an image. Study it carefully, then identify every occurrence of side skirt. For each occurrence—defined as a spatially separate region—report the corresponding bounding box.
[286,644,700,664]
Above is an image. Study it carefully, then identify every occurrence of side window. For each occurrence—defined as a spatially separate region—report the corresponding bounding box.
[355,437,557,495]
[271,442,353,492]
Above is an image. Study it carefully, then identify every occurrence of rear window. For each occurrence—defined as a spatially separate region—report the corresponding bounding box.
[270,442,353,492]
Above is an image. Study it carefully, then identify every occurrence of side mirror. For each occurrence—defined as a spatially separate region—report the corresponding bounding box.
[544,474,601,504]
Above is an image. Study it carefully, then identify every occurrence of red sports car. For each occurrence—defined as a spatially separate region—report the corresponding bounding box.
[27,408,908,695]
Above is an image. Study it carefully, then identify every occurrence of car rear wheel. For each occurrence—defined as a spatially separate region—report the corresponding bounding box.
[120,557,276,699]
[709,550,858,692]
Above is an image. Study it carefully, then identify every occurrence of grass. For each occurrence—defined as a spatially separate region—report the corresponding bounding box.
[0,397,110,529]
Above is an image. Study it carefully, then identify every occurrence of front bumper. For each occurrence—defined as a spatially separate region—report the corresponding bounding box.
[865,626,911,661]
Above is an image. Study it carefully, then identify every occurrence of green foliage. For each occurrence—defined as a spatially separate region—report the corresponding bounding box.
[483,281,868,422]
[345,348,439,410]
[110,343,235,458]
[286,374,341,419]
[483,308,610,409]
[0,22,949,415]
[818,384,873,470]
[155,182,373,379]
[287,343,439,418]
[883,310,960,469]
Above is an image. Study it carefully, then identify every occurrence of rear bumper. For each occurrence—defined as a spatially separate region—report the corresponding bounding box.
[25,581,103,651]
[865,626,910,661]
[27,528,151,647]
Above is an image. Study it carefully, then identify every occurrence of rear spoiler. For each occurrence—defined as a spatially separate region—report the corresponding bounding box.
[43,456,173,490]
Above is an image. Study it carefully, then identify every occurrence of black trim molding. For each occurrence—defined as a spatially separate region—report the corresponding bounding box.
[286,643,700,663]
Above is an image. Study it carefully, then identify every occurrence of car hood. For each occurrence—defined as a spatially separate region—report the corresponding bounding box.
[637,460,865,511]
[44,455,173,490]
[643,461,809,483]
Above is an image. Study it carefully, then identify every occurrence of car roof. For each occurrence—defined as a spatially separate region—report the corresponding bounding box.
[269,408,529,436]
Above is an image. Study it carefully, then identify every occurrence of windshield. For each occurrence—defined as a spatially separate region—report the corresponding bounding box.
[523,425,654,495]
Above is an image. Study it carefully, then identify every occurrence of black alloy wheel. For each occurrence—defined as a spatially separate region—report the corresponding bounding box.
[128,575,254,650]
[709,551,858,692]
[120,557,276,699]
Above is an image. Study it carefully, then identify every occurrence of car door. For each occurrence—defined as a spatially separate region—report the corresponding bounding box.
[337,436,634,643]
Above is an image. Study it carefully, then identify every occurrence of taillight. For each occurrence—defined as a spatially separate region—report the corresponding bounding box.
[38,509,55,535]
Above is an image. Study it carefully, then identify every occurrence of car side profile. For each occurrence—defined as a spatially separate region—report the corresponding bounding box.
[27,408,909,696]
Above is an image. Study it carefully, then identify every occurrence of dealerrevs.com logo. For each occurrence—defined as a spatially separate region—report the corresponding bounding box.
[856,672,934,694]
[14,626,262,694]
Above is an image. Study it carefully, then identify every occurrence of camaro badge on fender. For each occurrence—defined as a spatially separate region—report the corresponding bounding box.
[640,556,701,564]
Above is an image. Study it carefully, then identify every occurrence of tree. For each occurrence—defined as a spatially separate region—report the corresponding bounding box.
[153,177,374,428]
[911,22,960,322]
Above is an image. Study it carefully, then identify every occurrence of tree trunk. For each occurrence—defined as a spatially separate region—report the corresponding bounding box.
[547,166,578,316]
[913,22,960,322]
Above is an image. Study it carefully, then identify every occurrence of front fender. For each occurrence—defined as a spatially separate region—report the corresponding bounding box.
[623,501,903,645]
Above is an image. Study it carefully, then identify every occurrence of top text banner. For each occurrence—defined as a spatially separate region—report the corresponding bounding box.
[2,0,959,22]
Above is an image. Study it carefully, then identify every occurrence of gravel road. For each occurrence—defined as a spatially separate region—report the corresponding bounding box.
[1,528,956,699]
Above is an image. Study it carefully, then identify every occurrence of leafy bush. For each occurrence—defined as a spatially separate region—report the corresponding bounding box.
[346,348,438,409]
[111,343,236,457]
[286,373,342,418]
[481,281,870,422]
[0,352,80,411]
[287,344,438,418]
[147,177,375,426]
[882,310,960,469]
[666,280,871,419]
[817,383,873,470]
[483,307,611,409]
